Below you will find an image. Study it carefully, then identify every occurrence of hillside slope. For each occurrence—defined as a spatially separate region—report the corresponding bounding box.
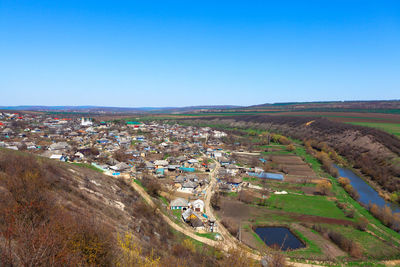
[0,149,251,267]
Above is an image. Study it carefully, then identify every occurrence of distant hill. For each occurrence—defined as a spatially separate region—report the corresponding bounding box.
[0,105,241,114]
[242,100,400,112]
[1,100,399,115]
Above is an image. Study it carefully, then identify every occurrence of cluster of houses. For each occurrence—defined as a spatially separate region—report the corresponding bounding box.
[169,198,218,232]
[0,112,228,178]
[0,111,284,233]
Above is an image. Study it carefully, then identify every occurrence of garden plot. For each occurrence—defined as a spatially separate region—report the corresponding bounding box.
[270,155,319,179]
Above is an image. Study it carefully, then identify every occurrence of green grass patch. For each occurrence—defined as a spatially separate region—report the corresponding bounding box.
[223,192,238,197]
[243,177,259,182]
[133,179,146,190]
[159,196,169,206]
[345,122,400,137]
[195,232,220,240]
[323,224,399,259]
[267,194,348,220]
[254,213,294,224]
[72,162,104,173]
[285,229,322,257]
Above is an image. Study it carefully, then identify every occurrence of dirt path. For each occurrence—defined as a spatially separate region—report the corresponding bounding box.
[130,170,325,266]
[203,161,241,248]
[383,259,400,266]
[291,224,346,259]
[131,180,221,247]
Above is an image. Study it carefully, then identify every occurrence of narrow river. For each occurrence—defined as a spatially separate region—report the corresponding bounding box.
[334,165,400,213]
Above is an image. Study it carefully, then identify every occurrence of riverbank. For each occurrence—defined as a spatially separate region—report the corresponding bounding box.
[335,162,397,204]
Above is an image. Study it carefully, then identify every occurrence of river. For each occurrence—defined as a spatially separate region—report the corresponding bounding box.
[334,165,400,213]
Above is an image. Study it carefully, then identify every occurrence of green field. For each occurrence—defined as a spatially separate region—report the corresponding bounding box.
[267,194,348,220]
[345,122,400,137]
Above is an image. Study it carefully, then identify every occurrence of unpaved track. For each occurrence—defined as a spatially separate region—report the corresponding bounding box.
[131,180,220,247]
[291,224,346,259]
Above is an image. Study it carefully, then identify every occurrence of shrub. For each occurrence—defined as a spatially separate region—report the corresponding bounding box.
[316,180,332,195]
[338,177,350,187]
[315,151,339,177]
[369,204,400,231]
[286,144,295,151]
[336,202,347,210]
[344,209,355,218]
[356,217,369,231]
[313,225,361,258]
[221,218,239,236]
[142,175,161,197]
[211,193,221,210]
[343,184,360,201]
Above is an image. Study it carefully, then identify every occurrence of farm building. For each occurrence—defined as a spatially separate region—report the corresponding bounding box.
[247,172,284,181]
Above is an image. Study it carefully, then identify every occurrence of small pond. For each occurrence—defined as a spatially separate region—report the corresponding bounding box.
[254,227,305,251]
[334,165,400,213]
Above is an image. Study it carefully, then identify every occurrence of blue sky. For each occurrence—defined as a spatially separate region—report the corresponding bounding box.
[1,1,399,107]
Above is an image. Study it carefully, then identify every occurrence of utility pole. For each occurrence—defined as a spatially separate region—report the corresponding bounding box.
[236,220,242,242]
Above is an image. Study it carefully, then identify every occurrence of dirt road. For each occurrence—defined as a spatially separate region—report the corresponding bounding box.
[203,161,245,249]
[131,180,221,247]
[130,173,325,266]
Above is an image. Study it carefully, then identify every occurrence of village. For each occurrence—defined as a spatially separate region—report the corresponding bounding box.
[3,111,400,265]
[0,112,293,238]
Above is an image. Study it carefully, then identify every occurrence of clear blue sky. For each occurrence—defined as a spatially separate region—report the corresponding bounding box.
[1,1,399,107]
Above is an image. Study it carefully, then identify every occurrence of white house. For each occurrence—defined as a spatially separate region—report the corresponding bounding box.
[188,159,199,164]
[81,117,93,126]
[213,130,227,138]
[190,199,205,213]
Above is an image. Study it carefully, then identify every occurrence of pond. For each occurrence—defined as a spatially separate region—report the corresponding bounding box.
[254,227,305,251]
[334,165,400,213]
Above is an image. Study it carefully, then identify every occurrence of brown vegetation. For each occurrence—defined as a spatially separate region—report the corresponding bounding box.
[211,192,221,210]
[337,177,360,201]
[0,149,257,267]
[369,204,400,231]
[221,218,239,236]
[0,152,114,266]
[312,225,362,258]
[316,180,332,195]
[141,175,161,197]
[355,217,369,231]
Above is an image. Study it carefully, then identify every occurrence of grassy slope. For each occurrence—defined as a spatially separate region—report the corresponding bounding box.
[345,121,400,137]
[72,162,104,173]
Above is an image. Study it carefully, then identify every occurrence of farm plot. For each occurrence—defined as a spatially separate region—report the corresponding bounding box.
[270,155,319,180]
